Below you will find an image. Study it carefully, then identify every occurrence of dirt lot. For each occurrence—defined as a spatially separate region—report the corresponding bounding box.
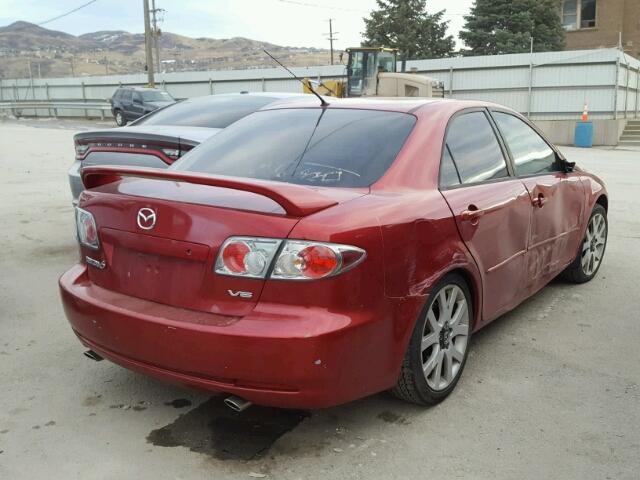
[1,118,639,479]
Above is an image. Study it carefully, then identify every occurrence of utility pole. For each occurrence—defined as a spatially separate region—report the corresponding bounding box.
[27,60,35,99]
[151,0,162,74]
[325,19,338,65]
[69,56,75,76]
[143,0,155,86]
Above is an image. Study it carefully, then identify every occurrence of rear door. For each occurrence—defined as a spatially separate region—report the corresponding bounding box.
[490,111,585,292]
[439,110,532,323]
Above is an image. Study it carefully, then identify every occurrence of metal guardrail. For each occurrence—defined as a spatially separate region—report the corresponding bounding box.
[0,100,112,119]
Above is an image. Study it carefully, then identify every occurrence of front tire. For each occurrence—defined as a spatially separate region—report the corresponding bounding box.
[561,204,607,284]
[392,273,473,405]
[114,110,126,126]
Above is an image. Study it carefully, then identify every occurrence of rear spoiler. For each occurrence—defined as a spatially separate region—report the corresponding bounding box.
[81,165,338,217]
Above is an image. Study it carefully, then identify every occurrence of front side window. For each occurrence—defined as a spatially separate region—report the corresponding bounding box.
[492,112,560,176]
[348,51,364,95]
[445,111,509,184]
[173,108,416,188]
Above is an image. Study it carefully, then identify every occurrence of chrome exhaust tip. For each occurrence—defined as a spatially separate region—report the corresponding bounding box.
[224,395,252,412]
[83,349,104,361]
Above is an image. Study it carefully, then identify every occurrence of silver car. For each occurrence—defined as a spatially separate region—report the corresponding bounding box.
[68,92,308,204]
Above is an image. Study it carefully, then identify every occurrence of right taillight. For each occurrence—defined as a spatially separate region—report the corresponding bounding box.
[75,207,99,249]
[214,237,366,281]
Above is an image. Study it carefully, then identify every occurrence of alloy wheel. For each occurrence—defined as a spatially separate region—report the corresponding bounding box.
[581,212,606,276]
[421,284,470,391]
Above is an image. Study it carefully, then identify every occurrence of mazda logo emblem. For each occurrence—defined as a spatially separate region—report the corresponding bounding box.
[137,208,157,230]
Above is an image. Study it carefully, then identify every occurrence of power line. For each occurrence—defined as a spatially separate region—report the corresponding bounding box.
[0,0,101,33]
[37,0,101,27]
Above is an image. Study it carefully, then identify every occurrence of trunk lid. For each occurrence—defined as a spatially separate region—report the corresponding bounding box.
[80,166,366,317]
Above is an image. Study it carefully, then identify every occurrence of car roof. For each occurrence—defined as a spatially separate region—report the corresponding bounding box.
[118,86,166,92]
[260,97,507,114]
[186,92,308,101]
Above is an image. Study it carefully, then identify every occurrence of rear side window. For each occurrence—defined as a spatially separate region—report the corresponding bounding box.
[492,112,560,176]
[121,90,133,103]
[112,89,122,100]
[137,95,288,128]
[445,111,509,184]
[173,108,416,188]
[439,145,461,188]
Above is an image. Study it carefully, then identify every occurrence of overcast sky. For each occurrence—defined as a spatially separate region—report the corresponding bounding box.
[0,0,474,49]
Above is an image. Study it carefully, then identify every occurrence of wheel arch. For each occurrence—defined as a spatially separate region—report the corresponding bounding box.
[443,267,482,331]
[595,194,608,212]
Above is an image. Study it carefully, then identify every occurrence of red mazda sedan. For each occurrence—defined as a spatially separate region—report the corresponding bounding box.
[59,98,608,409]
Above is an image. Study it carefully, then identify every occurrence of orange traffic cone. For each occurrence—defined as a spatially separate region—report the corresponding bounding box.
[581,103,589,122]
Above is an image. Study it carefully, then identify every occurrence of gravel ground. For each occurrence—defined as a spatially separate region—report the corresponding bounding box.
[1,118,639,480]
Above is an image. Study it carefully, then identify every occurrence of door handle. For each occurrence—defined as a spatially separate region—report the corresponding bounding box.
[532,194,547,208]
[461,206,485,224]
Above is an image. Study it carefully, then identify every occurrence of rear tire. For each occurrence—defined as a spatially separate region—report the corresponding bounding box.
[391,273,473,406]
[114,110,126,126]
[561,204,607,284]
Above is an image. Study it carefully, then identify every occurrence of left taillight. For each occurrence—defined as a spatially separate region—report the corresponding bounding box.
[214,237,366,281]
[75,141,89,159]
[215,237,282,278]
[75,207,99,249]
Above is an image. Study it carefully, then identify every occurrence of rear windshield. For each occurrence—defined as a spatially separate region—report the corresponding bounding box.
[136,95,289,129]
[172,108,416,188]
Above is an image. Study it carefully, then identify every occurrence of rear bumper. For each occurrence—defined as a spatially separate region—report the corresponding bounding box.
[59,264,397,409]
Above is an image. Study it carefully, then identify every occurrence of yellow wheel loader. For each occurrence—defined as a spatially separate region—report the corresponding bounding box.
[304,47,443,98]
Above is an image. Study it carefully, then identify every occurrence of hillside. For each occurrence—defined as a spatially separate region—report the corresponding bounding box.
[0,21,334,79]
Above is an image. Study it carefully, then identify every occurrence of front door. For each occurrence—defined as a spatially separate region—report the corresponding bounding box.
[439,110,532,323]
[130,92,145,119]
[490,111,586,293]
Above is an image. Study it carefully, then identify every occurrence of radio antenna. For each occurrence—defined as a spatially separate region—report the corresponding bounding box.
[263,49,329,107]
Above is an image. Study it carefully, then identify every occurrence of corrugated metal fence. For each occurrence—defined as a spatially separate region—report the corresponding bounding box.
[1,48,638,121]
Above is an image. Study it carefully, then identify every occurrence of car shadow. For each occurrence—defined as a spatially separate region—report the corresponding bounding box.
[81,276,581,465]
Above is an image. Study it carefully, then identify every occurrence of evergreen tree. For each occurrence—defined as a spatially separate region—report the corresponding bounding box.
[460,0,565,56]
[362,0,455,69]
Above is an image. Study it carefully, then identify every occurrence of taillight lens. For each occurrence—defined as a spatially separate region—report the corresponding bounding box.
[75,207,100,249]
[75,142,89,158]
[161,148,181,160]
[214,237,366,281]
[73,139,186,163]
[215,237,282,278]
